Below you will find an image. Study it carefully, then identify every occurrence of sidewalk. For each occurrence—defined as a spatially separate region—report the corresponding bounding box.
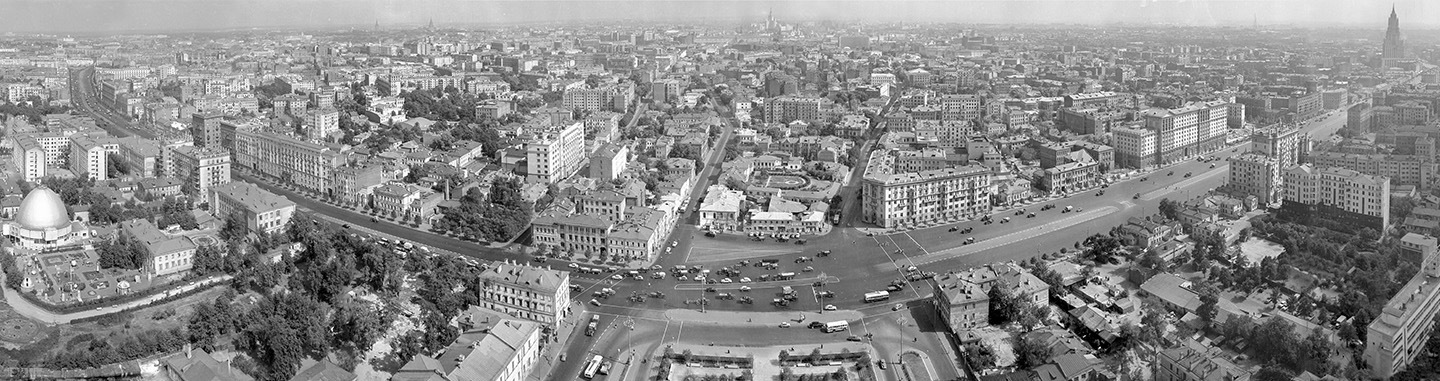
[664,309,864,327]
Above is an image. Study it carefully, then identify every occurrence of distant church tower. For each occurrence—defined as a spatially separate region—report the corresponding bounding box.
[1383,5,1406,59]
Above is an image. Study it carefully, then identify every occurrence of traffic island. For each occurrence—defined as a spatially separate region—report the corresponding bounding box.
[653,342,880,381]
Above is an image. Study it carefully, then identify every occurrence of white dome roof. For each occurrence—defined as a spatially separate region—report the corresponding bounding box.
[15,187,69,231]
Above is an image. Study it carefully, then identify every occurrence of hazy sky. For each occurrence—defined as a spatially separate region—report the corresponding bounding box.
[1,0,1436,34]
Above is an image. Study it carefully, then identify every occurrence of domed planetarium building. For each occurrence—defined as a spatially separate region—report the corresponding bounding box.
[3,186,90,249]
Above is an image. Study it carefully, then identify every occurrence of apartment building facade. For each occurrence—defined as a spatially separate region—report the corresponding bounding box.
[860,148,992,229]
[475,262,572,330]
[524,122,585,184]
[1282,164,1391,230]
[171,146,232,197]
[208,181,296,236]
[1226,153,1283,205]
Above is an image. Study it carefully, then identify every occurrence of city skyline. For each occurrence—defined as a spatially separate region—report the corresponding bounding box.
[2,0,1440,34]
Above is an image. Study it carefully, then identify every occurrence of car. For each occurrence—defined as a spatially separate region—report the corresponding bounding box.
[893,303,903,311]
[740,277,752,283]
[948,226,958,232]
[809,321,826,329]
[1001,217,1010,223]
[721,278,733,283]
[962,227,973,234]
[611,274,623,280]
[560,354,567,362]
[813,281,825,287]
[677,275,688,281]
[846,336,862,342]
[370,217,379,223]
[1027,213,1036,218]
[779,322,791,328]
[876,360,886,370]
[1134,193,1141,199]
[706,287,717,293]
[1185,172,1193,178]
[803,266,814,272]
[589,299,600,306]
[965,237,975,244]
[341,224,351,229]
[1015,210,1025,215]
[886,285,903,292]
[568,263,580,269]
[740,286,752,292]
[1140,177,1148,182]
[905,265,918,272]
[1096,190,1104,196]
[818,250,831,257]
[1167,171,1174,176]
[818,291,835,298]
[824,304,837,311]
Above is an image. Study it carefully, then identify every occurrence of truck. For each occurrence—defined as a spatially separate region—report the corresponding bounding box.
[782,286,795,295]
[586,314,600,336]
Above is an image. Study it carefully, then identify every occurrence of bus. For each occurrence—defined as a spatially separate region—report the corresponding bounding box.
[778,272,796,280]
[864,291,890,303]
[582,355,604,379]
[823,321,849,333]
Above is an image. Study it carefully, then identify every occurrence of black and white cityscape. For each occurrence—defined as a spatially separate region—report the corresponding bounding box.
[0,1,1438,380]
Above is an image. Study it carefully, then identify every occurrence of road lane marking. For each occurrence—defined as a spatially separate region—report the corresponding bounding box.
[883,205,1120,270]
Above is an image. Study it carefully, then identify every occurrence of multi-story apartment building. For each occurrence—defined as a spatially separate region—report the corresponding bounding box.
[1226,153,1283,205]
[590,143,628,181]
[171,146,232,196]
[303,108,339,142]
[1040,157,1100,194]
[332,164,385,207]
[475,262,571,330]
[119,219,197,277]
[698,185,744,232]
[939,94,983,122]
[1282,164,1391,230]
[764,96,832,124]
[394,311,542,381]
[1063,91,1130,109]
[68,136,107,181]
[524,122,585,184]
[930,273,989,331]
[118,136,162,178]
[584,111,624,143]
[1250,124,1302,167]
[1396,101,1431,126]
[1141,100,1229,165]
[861,148,991,229]
[208,181,296,236]
[1306,152,1434,188]
[191,111,225,149]
[1112,126,1157,169]
[372,182,444,221]
[232,129,348,194]
[1349,102,1375,134]
[531,190,675,263]
[561,82,633,113]
[1366,233,1440,378]
[12,136,45,182]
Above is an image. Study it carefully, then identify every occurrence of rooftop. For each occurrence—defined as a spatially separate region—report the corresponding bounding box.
[212,181,295,212]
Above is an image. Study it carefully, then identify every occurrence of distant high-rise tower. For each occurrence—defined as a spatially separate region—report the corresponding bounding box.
[1383,6,1406,59]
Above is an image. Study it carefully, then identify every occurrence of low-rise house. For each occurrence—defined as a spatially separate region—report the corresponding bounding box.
[1154,339,1253,381]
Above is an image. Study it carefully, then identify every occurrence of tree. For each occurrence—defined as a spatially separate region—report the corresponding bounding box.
[1081,234,1124,264]
[1253,367,1292,381]
[963,344,996,369]
[987,282,1023,325]
[1012,335,1049,369]
[193,244,225,274]
[1158,198,1181,220]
